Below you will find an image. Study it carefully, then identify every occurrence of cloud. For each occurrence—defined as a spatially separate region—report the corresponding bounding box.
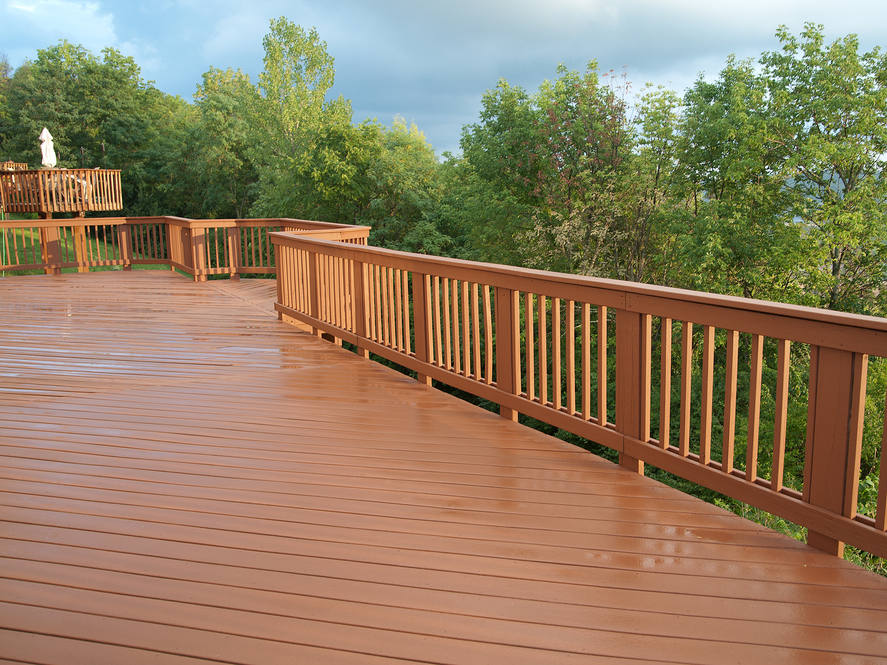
[5,0,118,53]
[201,10,270,62]
[5,0,887,155]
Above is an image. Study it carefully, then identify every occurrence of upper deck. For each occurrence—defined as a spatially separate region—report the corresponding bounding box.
[2,269,886,664]
[0,169,123,217]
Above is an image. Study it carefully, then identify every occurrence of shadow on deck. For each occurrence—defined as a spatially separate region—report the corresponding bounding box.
[1,271,885,664]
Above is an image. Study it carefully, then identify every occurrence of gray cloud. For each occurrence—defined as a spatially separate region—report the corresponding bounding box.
[5,0,887,154]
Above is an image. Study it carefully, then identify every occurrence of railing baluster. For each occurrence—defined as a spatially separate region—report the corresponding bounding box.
[472,284,481,381]
[597,306,607,425]
[567,300,576,415]
[443,277,452,369]
[451,278,460,374]
[461,280,470,377]
[433,275,443,367]
[877,394,887,531]
[746,334,764,481]
[539,295,548,406]
[483,285,493,384]
[581,302,590,420]
[387,268,398,348]
[403,270,411,356]
[700,325,715,465]
[389,267,399,348]
[365,263,374,340]
[771,339,791,491]
[679,321,694,457]
[553,297,562,411]
[722,329,739,473]
[526,293,535,401]
[343,258,351,331]
[379,266,388,346]
[659,318,672,449]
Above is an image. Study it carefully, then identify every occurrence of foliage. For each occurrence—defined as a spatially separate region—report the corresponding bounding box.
[174,67,260,218]
[0,41,191,214]
[763,25,887,315]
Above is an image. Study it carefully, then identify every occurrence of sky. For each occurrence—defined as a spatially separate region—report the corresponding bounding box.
[3,0,887,155]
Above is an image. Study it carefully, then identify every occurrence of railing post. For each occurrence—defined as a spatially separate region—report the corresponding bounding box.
[803,346,868,556]
[308,250,322,337]
[351,259,369,358]
[118,223,132,271]
[615,309,651,474]
[226,226,241,280]
[495,286,520,421]
[166,222,177,271]
[73,225,88,273]
[274,241,284,321]
[40,225,61,276]
[191,227,207,282]
[413,273,432,386]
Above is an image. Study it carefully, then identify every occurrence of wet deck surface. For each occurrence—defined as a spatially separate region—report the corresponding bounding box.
[1,270,886,664]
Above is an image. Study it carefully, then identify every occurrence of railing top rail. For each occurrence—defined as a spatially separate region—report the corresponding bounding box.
[0,168,122,175]
[271,232,887,347]
[0,216,368,232]
[0,217,128,229]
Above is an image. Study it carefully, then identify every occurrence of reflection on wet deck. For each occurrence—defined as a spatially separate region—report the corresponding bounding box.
[1,271,886,664]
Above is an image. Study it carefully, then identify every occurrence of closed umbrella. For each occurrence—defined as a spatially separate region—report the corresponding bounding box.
[39,127,57,168]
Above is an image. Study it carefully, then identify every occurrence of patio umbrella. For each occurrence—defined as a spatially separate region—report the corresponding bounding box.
[39,127,57,168]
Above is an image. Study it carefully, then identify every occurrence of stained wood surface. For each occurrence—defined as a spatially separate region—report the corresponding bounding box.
[1,271,886,664]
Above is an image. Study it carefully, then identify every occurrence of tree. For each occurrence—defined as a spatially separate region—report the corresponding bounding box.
[671,57,809,302]
[0,54,11,145]
[174,67,259,218]
[0,41,193,215]
[250,17,353,217]
[460,64,657,278]
[362,118,441,250]
[763,23,887,315]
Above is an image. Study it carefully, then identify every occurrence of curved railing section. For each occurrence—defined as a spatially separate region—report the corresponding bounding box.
[271,231,887,560]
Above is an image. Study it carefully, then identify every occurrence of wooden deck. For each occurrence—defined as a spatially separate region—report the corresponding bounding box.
[1,271,886,664]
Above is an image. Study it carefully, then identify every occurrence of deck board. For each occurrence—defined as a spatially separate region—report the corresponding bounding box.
[1,271,886,664]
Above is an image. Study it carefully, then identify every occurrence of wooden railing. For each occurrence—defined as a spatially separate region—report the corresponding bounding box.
[271,232,887,560]
[0,216,369,278]
[0,169,123,215]
[0,161,28,172]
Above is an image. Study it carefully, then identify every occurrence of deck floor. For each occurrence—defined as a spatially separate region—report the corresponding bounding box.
[1,271,886,664]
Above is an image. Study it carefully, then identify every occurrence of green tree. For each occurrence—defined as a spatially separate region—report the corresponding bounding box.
[0,40,193,215]
[174,67,259,218]
[763,23,887,315]
[460,64,661,278]
[672,57,809,302]
[362,118,441,250]
[250,17,353,217]
[0,54,11,148]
